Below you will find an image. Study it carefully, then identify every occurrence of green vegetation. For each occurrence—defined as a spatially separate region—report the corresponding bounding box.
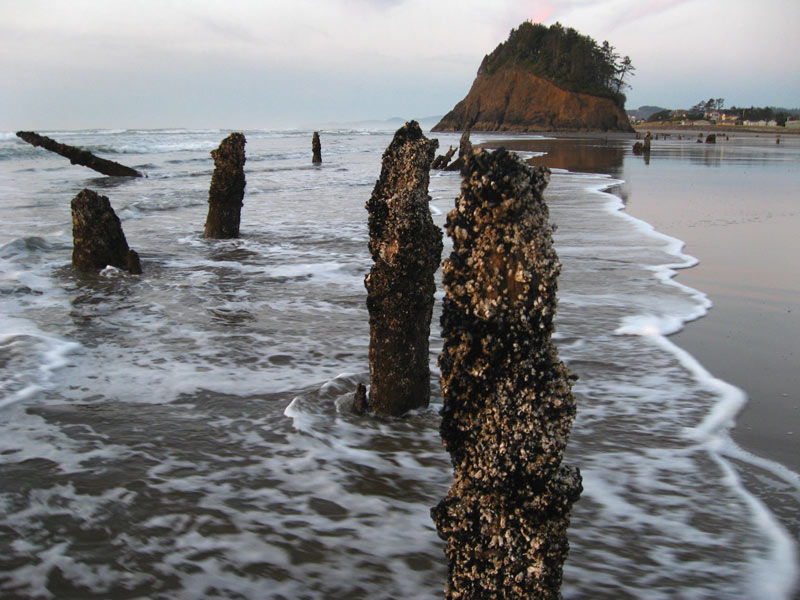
[645,99,799,126]
[479,21,634,106]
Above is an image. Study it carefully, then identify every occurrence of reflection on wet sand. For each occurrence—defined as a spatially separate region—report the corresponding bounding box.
[479,137,626,175]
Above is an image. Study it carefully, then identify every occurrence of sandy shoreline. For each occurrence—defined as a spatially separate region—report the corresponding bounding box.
[480,133,800,542]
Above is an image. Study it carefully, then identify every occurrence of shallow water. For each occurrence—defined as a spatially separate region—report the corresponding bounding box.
[0,128,797,598]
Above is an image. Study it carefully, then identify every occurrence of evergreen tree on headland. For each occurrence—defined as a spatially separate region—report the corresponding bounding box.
[478,21,634,106]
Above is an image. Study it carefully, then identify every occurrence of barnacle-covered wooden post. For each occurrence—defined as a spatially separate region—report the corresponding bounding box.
[363,120,442,416]
[203,132,246,239]
[312,131,322,164]
[432,148,581,599]
[71,188,142,274]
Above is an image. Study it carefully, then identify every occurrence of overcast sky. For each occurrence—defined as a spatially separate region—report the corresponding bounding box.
[2,0,798,130]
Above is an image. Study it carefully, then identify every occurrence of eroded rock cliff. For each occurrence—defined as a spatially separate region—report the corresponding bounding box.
[433,69,632,133]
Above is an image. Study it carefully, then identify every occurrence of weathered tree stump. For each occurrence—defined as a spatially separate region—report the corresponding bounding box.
[643,131,652,153]
[444,129,473,171]
[432,145,456,170]
[71,188,142,274]
[16,131,143,177]
[432,148,581,599]
[363,121,442,417]
[203,133,246,239]
[312,132,322,164]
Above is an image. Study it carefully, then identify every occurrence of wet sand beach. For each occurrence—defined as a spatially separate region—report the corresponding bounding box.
[484,132,800,540]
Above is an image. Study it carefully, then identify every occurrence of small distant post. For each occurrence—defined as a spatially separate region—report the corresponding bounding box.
[203,133,246,239]
[312,132,322,164]
[71,188,142,274]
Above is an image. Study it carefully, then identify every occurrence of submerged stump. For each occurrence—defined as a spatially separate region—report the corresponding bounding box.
[71,188,142,274]
[432,148,581,599]
[312,132,322,164]
[364,120,442,417]
[16,131,144,178]
[203,133,246,239]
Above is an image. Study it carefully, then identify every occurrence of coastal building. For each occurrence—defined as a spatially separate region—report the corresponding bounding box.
[786,120,800,129]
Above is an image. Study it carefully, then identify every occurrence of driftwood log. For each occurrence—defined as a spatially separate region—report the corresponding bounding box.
[203,133,247,239]
[71,188,142,274]
[16,131,143,177]
[432,148,581,598]
[363,121,442,416]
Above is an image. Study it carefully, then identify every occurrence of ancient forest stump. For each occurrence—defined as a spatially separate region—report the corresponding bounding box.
[444,129,473,172]
[16,131,143,177]
[432,148,581,599]
[71,188,142,274]
[203,133,246,239]
[432,145,456,170]
[364,121,442,417]
[312,132,322,164]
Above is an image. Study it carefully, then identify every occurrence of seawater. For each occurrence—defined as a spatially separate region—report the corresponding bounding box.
[0,129,797,599]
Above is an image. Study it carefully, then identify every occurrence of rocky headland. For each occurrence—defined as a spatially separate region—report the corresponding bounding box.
[434,22,633,133]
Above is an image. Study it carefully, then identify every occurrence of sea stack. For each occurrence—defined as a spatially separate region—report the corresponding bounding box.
[433,22,633,132]
[312,131,322,164]
[432,148,581,598]
[363,121,442,417]
[71,188,142,274]
[203,132,246,239]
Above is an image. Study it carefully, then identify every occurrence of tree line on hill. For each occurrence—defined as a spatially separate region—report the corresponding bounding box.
[641,99,799,126]
[478,21,634,107]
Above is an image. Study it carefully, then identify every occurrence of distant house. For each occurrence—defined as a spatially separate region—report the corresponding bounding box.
[743,119,777,127]
[786,120,800,129]
[720,112,741,123]
[704,110,722,121]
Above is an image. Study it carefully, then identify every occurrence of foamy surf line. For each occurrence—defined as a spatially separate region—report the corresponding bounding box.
[578,175,800,596]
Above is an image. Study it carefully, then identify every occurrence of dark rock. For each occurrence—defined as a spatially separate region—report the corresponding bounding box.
[432,148,581,599]
[432,145,456,170]
[352,383,368,415]
[71,189,141,274]
[444,129,473,172]
[632,142,644,155]
[364,121,443,417]
[312,132,322,164]
[16,131,143,177]
[705,134,716,144]
[203,133,246,239]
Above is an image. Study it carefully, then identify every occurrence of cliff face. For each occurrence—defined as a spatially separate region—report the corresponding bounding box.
[433,68,633,133]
